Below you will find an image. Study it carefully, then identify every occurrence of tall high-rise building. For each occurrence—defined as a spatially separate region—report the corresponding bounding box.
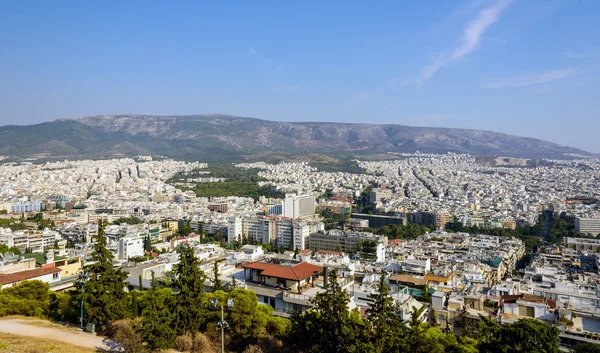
[227,216,243,243]
[282,194,315,219]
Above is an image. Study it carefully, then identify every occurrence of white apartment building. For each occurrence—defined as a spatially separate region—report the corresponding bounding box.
[227,216,243,243]
[0,229,60,254]
[118,236,144,261]
[283,194,315,219]
[575,217,600,235]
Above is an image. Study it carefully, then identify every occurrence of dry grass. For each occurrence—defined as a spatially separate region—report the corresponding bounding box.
[0,315,39,321]
[0,332,96,353]
[0,315,79,332]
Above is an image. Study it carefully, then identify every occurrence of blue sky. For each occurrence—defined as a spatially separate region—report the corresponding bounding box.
[1,0,599,152]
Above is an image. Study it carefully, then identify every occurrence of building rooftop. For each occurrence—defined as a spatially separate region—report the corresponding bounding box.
[0,266,61,286]
[243,260,323,281]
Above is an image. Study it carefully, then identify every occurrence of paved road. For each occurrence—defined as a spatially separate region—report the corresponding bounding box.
[0,319,122,352]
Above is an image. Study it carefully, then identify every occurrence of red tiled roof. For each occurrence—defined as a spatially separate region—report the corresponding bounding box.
[298,249,312,255]
[0,267,61,285]
[243,261,323,281]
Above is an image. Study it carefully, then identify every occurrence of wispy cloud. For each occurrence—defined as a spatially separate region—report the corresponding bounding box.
[565,51,598,59]
[488,68,585,88]
[346,91,373,108]
[419,0,514,83]
[248,46,281,75]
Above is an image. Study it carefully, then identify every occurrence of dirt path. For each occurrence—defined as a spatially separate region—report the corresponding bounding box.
[0,319,122,351]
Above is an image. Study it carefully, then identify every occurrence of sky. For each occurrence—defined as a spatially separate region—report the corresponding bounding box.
[0,0,599,152]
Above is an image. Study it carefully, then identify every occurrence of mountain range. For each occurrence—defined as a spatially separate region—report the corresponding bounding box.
[0,114,592,161]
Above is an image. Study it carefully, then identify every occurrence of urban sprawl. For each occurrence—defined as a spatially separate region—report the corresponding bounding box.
[1,153,600,350]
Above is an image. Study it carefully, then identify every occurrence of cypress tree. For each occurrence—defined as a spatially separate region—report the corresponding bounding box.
[366,272,404,352]
[76,219,128,332]
[172,245,208,334]
[140,272,176,350]
[143,235,152,253]
[212,260,223,291]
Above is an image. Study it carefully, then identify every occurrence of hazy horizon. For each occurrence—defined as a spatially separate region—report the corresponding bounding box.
[1,1,599,152]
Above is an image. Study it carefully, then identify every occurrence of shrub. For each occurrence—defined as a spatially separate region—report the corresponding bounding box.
[242,344,265,353]
[111,319,145,353]
[192,332,215,353]
[175,335,193,352]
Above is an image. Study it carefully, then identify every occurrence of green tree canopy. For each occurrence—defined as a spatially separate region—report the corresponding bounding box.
[140,273,177,350]
[75,220,128,332]
[172,245,208,334]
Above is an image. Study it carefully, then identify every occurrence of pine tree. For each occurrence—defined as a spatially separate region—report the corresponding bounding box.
[366,272,404,352]
[212,260,223,291]
[408,305,427,353]
[172,245,208,334]
[76,219,128,332]
[308,269,354,352]
[140,272,177,350]
[143,235,152,253]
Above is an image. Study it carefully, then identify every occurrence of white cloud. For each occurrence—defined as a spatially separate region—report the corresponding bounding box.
[565,51,597,59]
[487,68,584,88]
[419,0,513,83]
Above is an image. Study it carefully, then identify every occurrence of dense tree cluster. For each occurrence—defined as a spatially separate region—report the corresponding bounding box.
[545,214,587,243]
[170,164,267,184]
[191,181,284,201]
[114,216,144,225]
[375,223,433,240]
[0,218,28,231]
[0,213,56,231]
[0,243,22,256]
[170,164,284,201]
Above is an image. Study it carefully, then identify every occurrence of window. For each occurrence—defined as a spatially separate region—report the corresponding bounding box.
[52,272,59,279]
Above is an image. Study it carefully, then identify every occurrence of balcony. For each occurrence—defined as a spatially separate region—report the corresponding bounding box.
[283,291,312,306]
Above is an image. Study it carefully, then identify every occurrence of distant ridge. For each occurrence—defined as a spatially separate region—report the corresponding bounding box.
[0,114,592,160]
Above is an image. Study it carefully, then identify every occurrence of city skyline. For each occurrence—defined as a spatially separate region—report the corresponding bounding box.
[1,0,599,152]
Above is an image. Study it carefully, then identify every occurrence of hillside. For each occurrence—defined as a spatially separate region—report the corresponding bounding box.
[0,114,591,160]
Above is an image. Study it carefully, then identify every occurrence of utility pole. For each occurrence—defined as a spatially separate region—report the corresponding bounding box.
[213,298,233,353]
[79,254,87,330]
[80,276,85,329]
[221,305,225,353]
